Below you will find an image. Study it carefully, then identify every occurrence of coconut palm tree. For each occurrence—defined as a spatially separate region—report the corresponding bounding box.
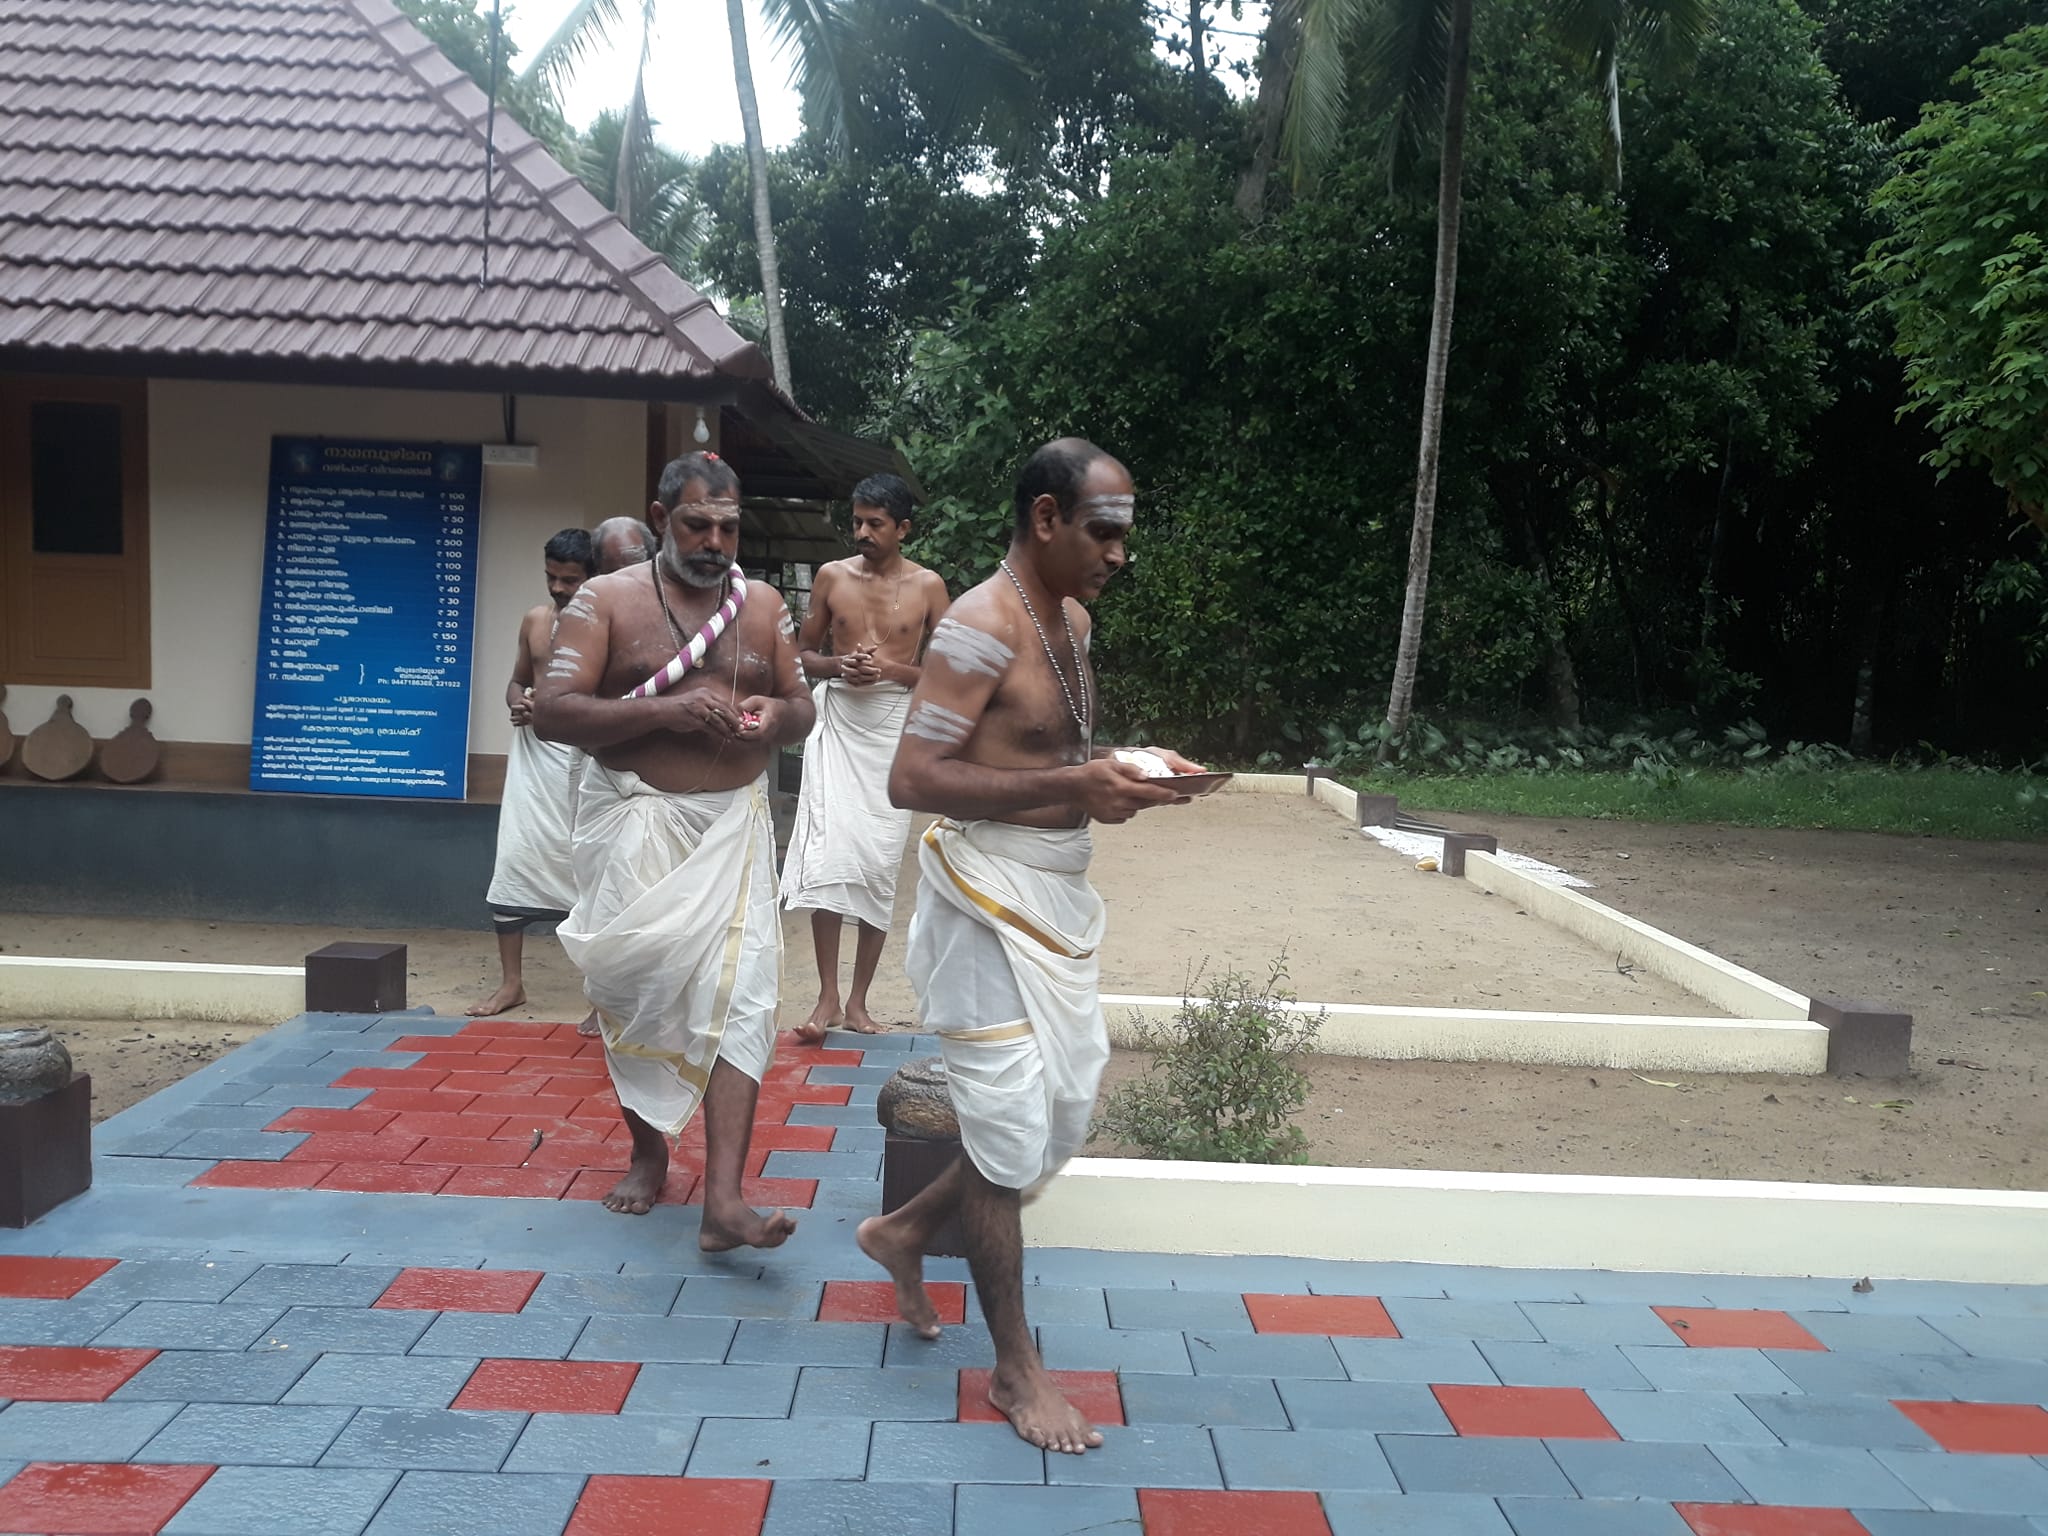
[1242,0,1714,757]
[578,109,714,280]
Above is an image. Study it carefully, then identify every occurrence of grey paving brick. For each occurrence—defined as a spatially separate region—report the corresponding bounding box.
[1698,1277,1859,1312]
[1498,1497,1689,1535]
[163,1466,400,1536]
[1377,1435,1573,1496]
[761,1479,952,1536]
[94,1157,220,1188]
[227,1265,400,1310]
[727,1319,886,1368]
[570,1314,736,1363]
[160,1105,289,1133]
[1478,1342,1653,1391]
[1711,1444,1931,1508]
[1321,1492,1515,1536]
[1433,1269,1592,1305]
[1970,1288,2048,1321]
[831,1126,885,1153]
[1044,1422,1220,1488]
[320,1407,527,1472]
[1302,1262,1450,1298]
[1873,1450,2048,1515]
[760,1150,883,1180]
[95,1301,287,1351]
[1793,1313,1971,1355]
[1767,1349,1960,1399]
[1519,1302,1691,1348]
[521,1271,683,1317]
[1547,1437,1750,1501]
[112,1348,314,1404]
[190,1080,274,1106]
[804,1065,901,1086]
[1618,1345,1803,1394]
[1213,1426,1399,1490]
[623,1363,797,1417]
[361,1470,585,1536]
[791,1366,956,1420]
[1104,1289,1252,1332]
[1559,1274,1715,1307]
[408,1312,587,1361]
[139,1404,356,1466]
[786,1103,885,1127]
[1741,1393,1943,1450]
[1942,1357,2048,1404]
[886,1320,996,1369]
[96,1127,198,1157]
[1120,1374,1289,1429]
[283,1353,480,1409]
[1587,1389,1779,1445]
[1856,1515,2043,1534]
[249,1305,434,1356]
[0,1400,180,1460]
[502,1411,698,1474]
[953,1484,1137,1536]
[1186,1330,1346,1379]
[1039,1325,1192,1375]
[1275,1378,1453,1434]
[687,1416,872,1479]
[1384,1298,1545,1341]
[166,1129,309,1162]
[1934,1318,2048,1361]
[1026,1252,1196,1288]
[673,1275,824,1320]
[1013,1286,1108,1328]
[0,1298,137,1346]
[247,1084,372,1108]
[79,1259,261,1304]
[868,1420,1044,1483]
[1336,1337,1500,1385]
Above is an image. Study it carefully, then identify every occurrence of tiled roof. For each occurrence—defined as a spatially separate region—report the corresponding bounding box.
[0,0,772,393]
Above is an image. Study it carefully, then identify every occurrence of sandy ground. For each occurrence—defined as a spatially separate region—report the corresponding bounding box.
[10,795,2045,1186]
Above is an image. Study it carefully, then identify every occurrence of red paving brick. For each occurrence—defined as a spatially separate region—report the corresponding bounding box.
[374,1268,543,1313]
[1676,1507,1870,1536]
[332,1066,448,1090]
[565,1476,769,1536]
[444,1073,544,1097]
[477,1035,581,1058]
[749,1125,836,1153]
[394,1034,490,1053]
[1138,1489,1332,1536]
[0,1462,214,1534]
[468,1093,585,1120]
[820,1280,967,1327]
[385,1111,509,1140]
[315,1163,454,1195]
[441,1167,578,1199]
[958,1369,1124,1426]
[563,1168,698,1204]
[460,1021,559,1040]
[0,1257,116,1300]
[453,1359,638,1413]
[410,1052,499,1074]
[190,1161,334,1191]
[1243,1293,1399,1338]
[1653,1308,1827,1351]
[262,1107,397,1135]
[523,1137,629,1173]
[0,1347,158,1401]
[285,1131,426,1164]
[359,1088,477,1114]
[742,1177,818,1209]
[406,1137,534,1168]
[1432,1384,1619,1439]
[1893,1399,2048,1454]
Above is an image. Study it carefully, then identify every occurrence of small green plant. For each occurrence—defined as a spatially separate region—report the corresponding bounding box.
[1094,962,1322,1165]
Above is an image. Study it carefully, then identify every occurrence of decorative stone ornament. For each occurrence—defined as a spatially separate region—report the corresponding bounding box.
[0,1027,73,1105]
[875,1055,960,1140]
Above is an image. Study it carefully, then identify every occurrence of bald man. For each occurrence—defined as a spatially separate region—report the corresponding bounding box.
[594,516,656,575]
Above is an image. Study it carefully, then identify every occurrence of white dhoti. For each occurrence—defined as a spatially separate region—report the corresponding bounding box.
[905,817,1107,1193]
[486,724,579,925]
[558,763,781,1138]
[779,679,914,931]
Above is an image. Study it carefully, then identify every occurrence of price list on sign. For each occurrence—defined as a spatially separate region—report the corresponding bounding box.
[248,437,482,799]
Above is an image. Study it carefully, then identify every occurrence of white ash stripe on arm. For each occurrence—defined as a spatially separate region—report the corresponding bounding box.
[560,591,598,624]
[928,616,1013,678]
[903,700,974,745]
[779,611,798,640]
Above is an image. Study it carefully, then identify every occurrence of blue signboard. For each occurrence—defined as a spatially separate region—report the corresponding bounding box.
[249,437,481,799]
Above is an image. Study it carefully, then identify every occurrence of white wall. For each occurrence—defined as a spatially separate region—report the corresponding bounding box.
[4,378,645,764]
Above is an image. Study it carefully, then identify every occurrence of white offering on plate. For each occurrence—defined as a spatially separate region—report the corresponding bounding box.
[1112,748,1175,778]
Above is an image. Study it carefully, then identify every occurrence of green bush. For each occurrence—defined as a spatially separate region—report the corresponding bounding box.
[1094,963,1323,1165]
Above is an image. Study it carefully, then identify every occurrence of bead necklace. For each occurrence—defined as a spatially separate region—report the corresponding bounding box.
[999,558,1090,740]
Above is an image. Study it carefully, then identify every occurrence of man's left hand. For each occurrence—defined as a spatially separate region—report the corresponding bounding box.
[733,696,778,741]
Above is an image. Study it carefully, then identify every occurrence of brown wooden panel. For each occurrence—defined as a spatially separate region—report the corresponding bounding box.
[23,562,131,663]
[467,751,506,803]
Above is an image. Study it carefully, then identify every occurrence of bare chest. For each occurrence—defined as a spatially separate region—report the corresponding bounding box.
[603,587,773,701]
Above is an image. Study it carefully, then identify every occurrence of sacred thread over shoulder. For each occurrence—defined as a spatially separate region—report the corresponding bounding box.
[928,616,1013,678]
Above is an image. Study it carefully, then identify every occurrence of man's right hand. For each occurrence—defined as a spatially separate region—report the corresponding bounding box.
[664,691,746,739]
[840,647,882,687]
[508,695,533,727]
[1076,758,1179,824]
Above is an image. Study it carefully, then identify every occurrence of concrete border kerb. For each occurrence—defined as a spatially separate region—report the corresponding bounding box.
[0,956,302,1024]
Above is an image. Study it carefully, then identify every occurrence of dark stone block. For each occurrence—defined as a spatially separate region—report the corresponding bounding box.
[1439,832,1499,876]
[1357,794,1400,828]
[305,942,407,1014]
[1303,763,1328,795]
[0,1073,92,1227]
[1809,995,1913,1078]
[882,1133,966,1258]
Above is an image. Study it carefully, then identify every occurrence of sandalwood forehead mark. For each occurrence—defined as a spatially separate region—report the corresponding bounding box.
[1076,493,1135,525]
[903,700,974,745]
[929,616,1013,678]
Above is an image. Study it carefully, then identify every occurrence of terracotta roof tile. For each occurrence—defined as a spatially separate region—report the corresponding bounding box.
[0,0,773,391]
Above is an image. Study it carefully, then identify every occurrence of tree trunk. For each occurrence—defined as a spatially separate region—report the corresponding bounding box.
[1699,421,1739,652]
[1848,575,1887,754]
[726,0,792,395]
[1232,0,1300,223]
[1189,0,1207,85]
[1505,496,1582,728]
[1587,469,1650,709]
[614,75,646,232]
[1376,0,1474,762]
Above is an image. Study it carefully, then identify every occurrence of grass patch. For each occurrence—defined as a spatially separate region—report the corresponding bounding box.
[1349,765,2048,841]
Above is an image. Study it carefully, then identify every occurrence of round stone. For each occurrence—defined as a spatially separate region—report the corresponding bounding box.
[0,1027,74,1104]
[875,1055,959,1140]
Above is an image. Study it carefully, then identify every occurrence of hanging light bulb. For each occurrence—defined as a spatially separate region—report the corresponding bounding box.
[693,406,711,445]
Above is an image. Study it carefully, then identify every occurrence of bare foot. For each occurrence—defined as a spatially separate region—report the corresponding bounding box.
[699,1203,798,1252]
[465,983,526,1018]
[856,1215,941,1338]
[575,1009,601,1039]
[839,1002,889,1036]
[988,1367,1103,1454]
[793,1000,842,1046]
[601,1148,667,1215]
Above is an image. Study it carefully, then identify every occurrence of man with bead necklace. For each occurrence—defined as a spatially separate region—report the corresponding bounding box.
[533,452,815,1249]
[864,438,1204,1453]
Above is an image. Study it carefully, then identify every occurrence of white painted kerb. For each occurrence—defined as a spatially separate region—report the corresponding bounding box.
[0,956,302,1024]
[1028,1159,2048,1284]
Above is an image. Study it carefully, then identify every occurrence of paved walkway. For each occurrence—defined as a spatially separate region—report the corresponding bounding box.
[1,1009,2045,1534]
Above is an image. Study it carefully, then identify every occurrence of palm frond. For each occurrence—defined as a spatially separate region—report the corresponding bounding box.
[614,69,651,229]
[1548,0,1717,177]
[898,0,1035,151]
[1280,0,1375,191]
[518,0,625,94]
[761,0,855,151]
